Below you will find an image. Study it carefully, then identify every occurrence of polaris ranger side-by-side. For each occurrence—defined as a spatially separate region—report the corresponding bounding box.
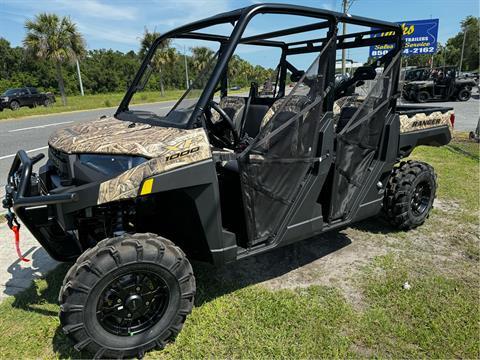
[3,4,454,358]
[402,66,476,102]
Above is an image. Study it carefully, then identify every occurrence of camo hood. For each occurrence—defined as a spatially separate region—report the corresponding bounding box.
[48,117,212,204]
[48,116,210,159]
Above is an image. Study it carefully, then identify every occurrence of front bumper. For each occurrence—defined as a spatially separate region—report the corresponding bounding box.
[4,150,78,210]
[3,150,82,261]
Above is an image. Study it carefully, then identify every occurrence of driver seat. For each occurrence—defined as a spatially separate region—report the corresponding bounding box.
[211,96,246,131]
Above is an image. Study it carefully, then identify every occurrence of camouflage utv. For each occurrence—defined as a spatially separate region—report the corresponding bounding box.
[3,4,454,358]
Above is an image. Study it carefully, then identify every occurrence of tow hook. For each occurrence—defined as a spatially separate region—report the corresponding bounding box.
[4,208,30,263]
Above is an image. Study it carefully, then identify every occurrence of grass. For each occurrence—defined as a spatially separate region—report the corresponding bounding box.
[0,88,248,121]
[0,134,478,358]
[0,90,184,121]
[356,254,479,358]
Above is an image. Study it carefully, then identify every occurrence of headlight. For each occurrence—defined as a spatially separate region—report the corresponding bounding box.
[78,154,148,176]
[1,97,8,102]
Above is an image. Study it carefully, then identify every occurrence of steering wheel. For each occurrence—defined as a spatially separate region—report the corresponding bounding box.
[207,100,240,148]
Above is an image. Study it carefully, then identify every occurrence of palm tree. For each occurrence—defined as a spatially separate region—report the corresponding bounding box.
[24,13,85,106]
[191,46,215,75]
[228,54,242,86]
[139,28,175,96]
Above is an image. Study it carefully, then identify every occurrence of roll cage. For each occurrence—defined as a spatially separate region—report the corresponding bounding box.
[116,3,403,126]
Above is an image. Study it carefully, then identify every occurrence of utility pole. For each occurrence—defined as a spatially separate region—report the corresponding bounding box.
[341,0,348,75]
[183,45,189,90]
[443,45,447,70]
[459,28,467,72]
[76,59,84,96]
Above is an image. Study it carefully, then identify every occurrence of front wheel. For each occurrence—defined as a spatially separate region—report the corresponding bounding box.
[59,233,195,358]
[383,161,437,230]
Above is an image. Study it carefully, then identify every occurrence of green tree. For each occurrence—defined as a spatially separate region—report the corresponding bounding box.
[191,46,215,75]
[139,28,176,96]
[446,16,479,71]
[23,13,85,105]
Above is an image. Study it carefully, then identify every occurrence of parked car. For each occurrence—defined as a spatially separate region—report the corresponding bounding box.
[0,87,55,111]
[230,85,241,90]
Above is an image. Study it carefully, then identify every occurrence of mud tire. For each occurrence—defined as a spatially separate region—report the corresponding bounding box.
[416,91,430,103]
[383,161,437,230]
[59,233,195,359]
[457,88,471,101]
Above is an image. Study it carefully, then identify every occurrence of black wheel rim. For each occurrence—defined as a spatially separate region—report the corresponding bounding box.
[411,181,432,216]
[96,270,170,336]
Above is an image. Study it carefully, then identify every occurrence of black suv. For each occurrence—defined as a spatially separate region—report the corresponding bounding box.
[0,87,56,111]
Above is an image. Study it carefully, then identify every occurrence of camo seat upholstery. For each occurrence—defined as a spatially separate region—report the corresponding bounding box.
[211,96,246,131]
[259,95,311,130]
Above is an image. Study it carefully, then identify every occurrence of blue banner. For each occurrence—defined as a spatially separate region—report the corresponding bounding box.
[369,19,439,58]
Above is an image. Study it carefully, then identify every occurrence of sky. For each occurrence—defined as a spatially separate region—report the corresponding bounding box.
[0,0,478,69]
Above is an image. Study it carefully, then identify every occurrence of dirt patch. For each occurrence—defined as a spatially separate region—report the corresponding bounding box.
[210,223,388,308]
[210,207,478,308]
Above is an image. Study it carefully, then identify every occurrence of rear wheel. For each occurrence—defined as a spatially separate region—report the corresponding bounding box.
[416,91,430,103]
[44,98,51,107]
[457,88,471,101]
[10,100,20,110]
[383,161,437,230]
[59,233,195,358]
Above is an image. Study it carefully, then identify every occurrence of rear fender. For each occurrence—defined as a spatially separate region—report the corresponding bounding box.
[398,125,452,158]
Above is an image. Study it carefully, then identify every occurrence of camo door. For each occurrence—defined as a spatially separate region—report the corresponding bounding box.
[238,38,334,246]
[329,52,401,220]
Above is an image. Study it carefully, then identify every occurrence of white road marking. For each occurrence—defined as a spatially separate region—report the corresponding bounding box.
[8,121,74,133]
[0,146,49,161]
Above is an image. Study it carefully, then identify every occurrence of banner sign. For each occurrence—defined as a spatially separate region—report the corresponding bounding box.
[369,19,439,58]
